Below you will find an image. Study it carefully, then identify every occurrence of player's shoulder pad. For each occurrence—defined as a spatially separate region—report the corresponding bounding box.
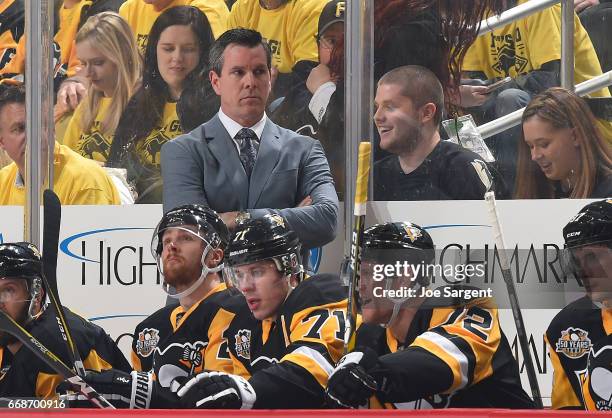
[214,287,249,313]
[546,295,598,338]
[133,302,178,335]
[283,273,346,314]
[30,306,106,360]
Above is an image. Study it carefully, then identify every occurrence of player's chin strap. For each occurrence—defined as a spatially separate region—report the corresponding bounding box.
[384,281,426,329]
[26,277,45,324]
[163,244,224,300]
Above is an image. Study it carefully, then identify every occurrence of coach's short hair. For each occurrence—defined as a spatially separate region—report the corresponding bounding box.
[378,65,444,125]
[209,28,272,76]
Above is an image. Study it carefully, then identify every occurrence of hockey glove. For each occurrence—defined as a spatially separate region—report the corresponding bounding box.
[325,347,380,408]
[176,370,256,409]
[58,369,153,409]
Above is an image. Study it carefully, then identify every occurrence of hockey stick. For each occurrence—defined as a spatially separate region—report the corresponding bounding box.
[484,191,543,408]
[0,310,114,408]
[42,189,86,377]
[344,142,371,353]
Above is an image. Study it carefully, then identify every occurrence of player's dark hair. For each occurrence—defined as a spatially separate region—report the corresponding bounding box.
[108,6,214,165]
[209,28,272,76]
[0,85,25,115]
[378,65,444,125]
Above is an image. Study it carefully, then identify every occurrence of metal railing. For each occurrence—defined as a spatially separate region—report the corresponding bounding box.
[477,70,612,139]
[24,0,54,246]
[478,0,575,91]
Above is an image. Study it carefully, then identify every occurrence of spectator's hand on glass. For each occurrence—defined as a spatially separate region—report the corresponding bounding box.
[306,64,333,94]
[456,85,490,108]
[57,80,87,113]
[574,0,599,13]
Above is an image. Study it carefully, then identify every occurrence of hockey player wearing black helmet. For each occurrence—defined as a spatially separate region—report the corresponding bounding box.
[0,242,130,399]
[175,214,348,409]
[326,221,534,410]
[546,199,612,410]
[70,205,245,409]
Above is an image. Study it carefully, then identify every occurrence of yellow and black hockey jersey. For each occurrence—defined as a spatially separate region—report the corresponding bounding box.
[582,332,612,411]
[0,305,131,399]
[132,283,242,408]
[356,296,535,409]
[224,273,348,408]
[545,296,612,410]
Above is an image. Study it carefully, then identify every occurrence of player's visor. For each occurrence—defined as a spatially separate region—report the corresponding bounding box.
[560,242,612,281]
[223,258,284,289]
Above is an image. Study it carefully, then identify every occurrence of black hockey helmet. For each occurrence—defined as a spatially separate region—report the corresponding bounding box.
[563,199,612,249]
[561,199,612,281]
[0,242,45,320]
[151,204,229,258]
[225,214,302,279]
[0,242,43,280]
[363,222,434,286]
[364,222,434,254]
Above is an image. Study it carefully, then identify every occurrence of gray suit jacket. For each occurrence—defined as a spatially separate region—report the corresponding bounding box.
[161,114,339,249]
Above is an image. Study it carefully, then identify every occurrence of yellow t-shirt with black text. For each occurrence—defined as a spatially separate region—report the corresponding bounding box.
[119,0,229,53]
[462,0,612,142]
[133,101,182,167]
[63,97,114,163]
[228,0,327,73]
[0,142,119,205]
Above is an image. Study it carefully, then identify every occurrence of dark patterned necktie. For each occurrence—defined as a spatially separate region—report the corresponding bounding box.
[235,128,258,179]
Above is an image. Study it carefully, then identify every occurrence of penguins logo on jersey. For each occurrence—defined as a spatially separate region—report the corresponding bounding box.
[556,327,592,359]
[235,329,251,360]
[136,328,160,358]
[181,342,206,374]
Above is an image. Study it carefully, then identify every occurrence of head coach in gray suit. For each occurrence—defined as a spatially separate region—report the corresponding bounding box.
[161,28,339,258]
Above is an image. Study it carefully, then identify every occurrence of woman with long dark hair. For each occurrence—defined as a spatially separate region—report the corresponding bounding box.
[108,5,217,203]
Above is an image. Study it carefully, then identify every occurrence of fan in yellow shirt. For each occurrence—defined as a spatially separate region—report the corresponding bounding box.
[0,0,23,71]
[1,0,95,87]
[62,12,142,164]
[119,0,229,52]
[460,0,612,193]
[0,85,119,205]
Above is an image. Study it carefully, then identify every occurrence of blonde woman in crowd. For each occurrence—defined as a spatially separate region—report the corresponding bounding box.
[62,12,141,163]
[515,87,612,199]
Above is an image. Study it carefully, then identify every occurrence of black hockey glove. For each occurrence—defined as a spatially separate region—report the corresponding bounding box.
[325,347,380,408]
[176,370,256,409]
[58,369,153,409]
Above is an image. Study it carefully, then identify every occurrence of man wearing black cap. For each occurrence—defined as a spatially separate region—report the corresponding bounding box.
[545,199,612,410]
